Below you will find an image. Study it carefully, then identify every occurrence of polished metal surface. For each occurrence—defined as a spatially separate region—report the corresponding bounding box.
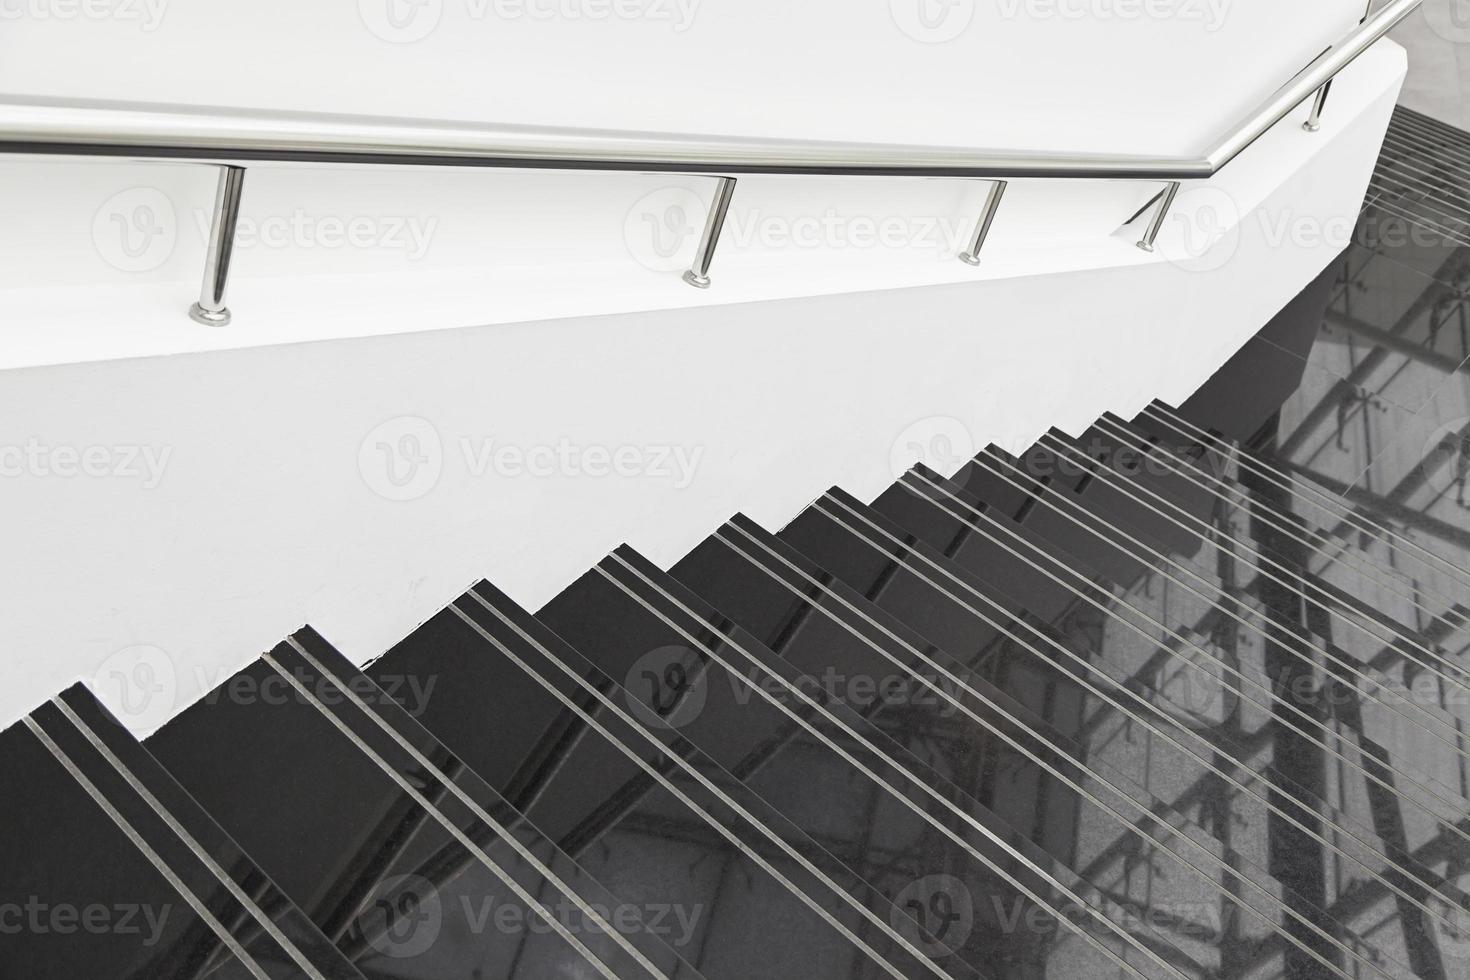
[1303,81,1334,133]
[1136,181,1180,252]
[0,0,1423,326]
[682,176,737,290]
[0,0,1421,181]
[958,180,1008,266]
[187,165,245,328]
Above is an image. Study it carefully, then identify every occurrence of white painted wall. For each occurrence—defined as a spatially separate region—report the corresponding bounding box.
[0,38,1405,734]
[0,0,1371,368]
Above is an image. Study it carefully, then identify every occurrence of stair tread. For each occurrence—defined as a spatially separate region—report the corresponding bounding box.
[146,628,705,978]
[1,684,365,980]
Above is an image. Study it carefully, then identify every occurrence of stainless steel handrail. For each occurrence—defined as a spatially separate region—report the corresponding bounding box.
[0,0,1421,322]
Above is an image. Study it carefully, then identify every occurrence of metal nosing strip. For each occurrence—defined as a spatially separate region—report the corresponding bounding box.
[902,467,1470,830]
[1371,154,1470,219]
[1144,401,1470,594]
[282,636,675,980]
[897,469,1470,858]
[1087,413,1462,624]
[259,650,633,980]
[1382,118,1470,175]
[449,592,940,980]
[964,446,1470,774]
[47,696,333,980]
[21,716,274,980]
[1099,409,1464,619]
[710,521,1383,980]
[811,492,1470,933]
[598,553,1177,980]
[1038,425,1470,700]
[1143,403,1470,590]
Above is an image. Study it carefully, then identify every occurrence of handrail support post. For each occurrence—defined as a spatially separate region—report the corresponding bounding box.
[959,180,1008,266]
[189,165,246,326]
[683,176,737,289]
[1137,181,1181,252]
[1303,79,1333,132]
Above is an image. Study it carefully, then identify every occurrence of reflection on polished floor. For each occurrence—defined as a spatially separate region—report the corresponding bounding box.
[7,112,1470,980]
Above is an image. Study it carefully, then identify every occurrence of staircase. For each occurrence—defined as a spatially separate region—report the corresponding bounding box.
[7,386,1470,978]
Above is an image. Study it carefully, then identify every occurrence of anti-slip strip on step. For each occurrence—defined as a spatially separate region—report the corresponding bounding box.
[1372,151,1470,220]
[888,463,1470,859]
[1374,148,1470,209]
[545,547,1196,980]
[672,514,1404,980]
[1123,405,1463,608]
[781,489,1470,941]
[894,462,1470,864]
[2,686,366,980]
[1366,109,1470,247]
[1395,105,1470,148]
[1376,111,1470,184]
[1038,420,1455,659]
[1045,421,1470,705]
[1120,407,1469,624]
[1091,411,1466,630]
[275,633,701,980]
[901,460,1470,827]
[1364,195,1470,249]
[144,630,700,980]
[451,583,981,980]
[1143,402,1470,593]
[1142,401,1470,609]
[965,437,1470,781]
[1378,121,1470,190]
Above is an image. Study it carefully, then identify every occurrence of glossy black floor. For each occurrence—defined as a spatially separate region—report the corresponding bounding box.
[7,109,1470,979]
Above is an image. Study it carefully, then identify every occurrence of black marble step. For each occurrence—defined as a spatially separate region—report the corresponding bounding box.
[436,582,978,980]
[924,441,1470,820]
[2,684,365,980]
[146,628,706,979]
[667,513,1421,980]
[540,545,1230,980]
[1131,404,1470,638]
[953,424,1218,582]
[778,484,1470,980]
[1079,412,1444,642]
